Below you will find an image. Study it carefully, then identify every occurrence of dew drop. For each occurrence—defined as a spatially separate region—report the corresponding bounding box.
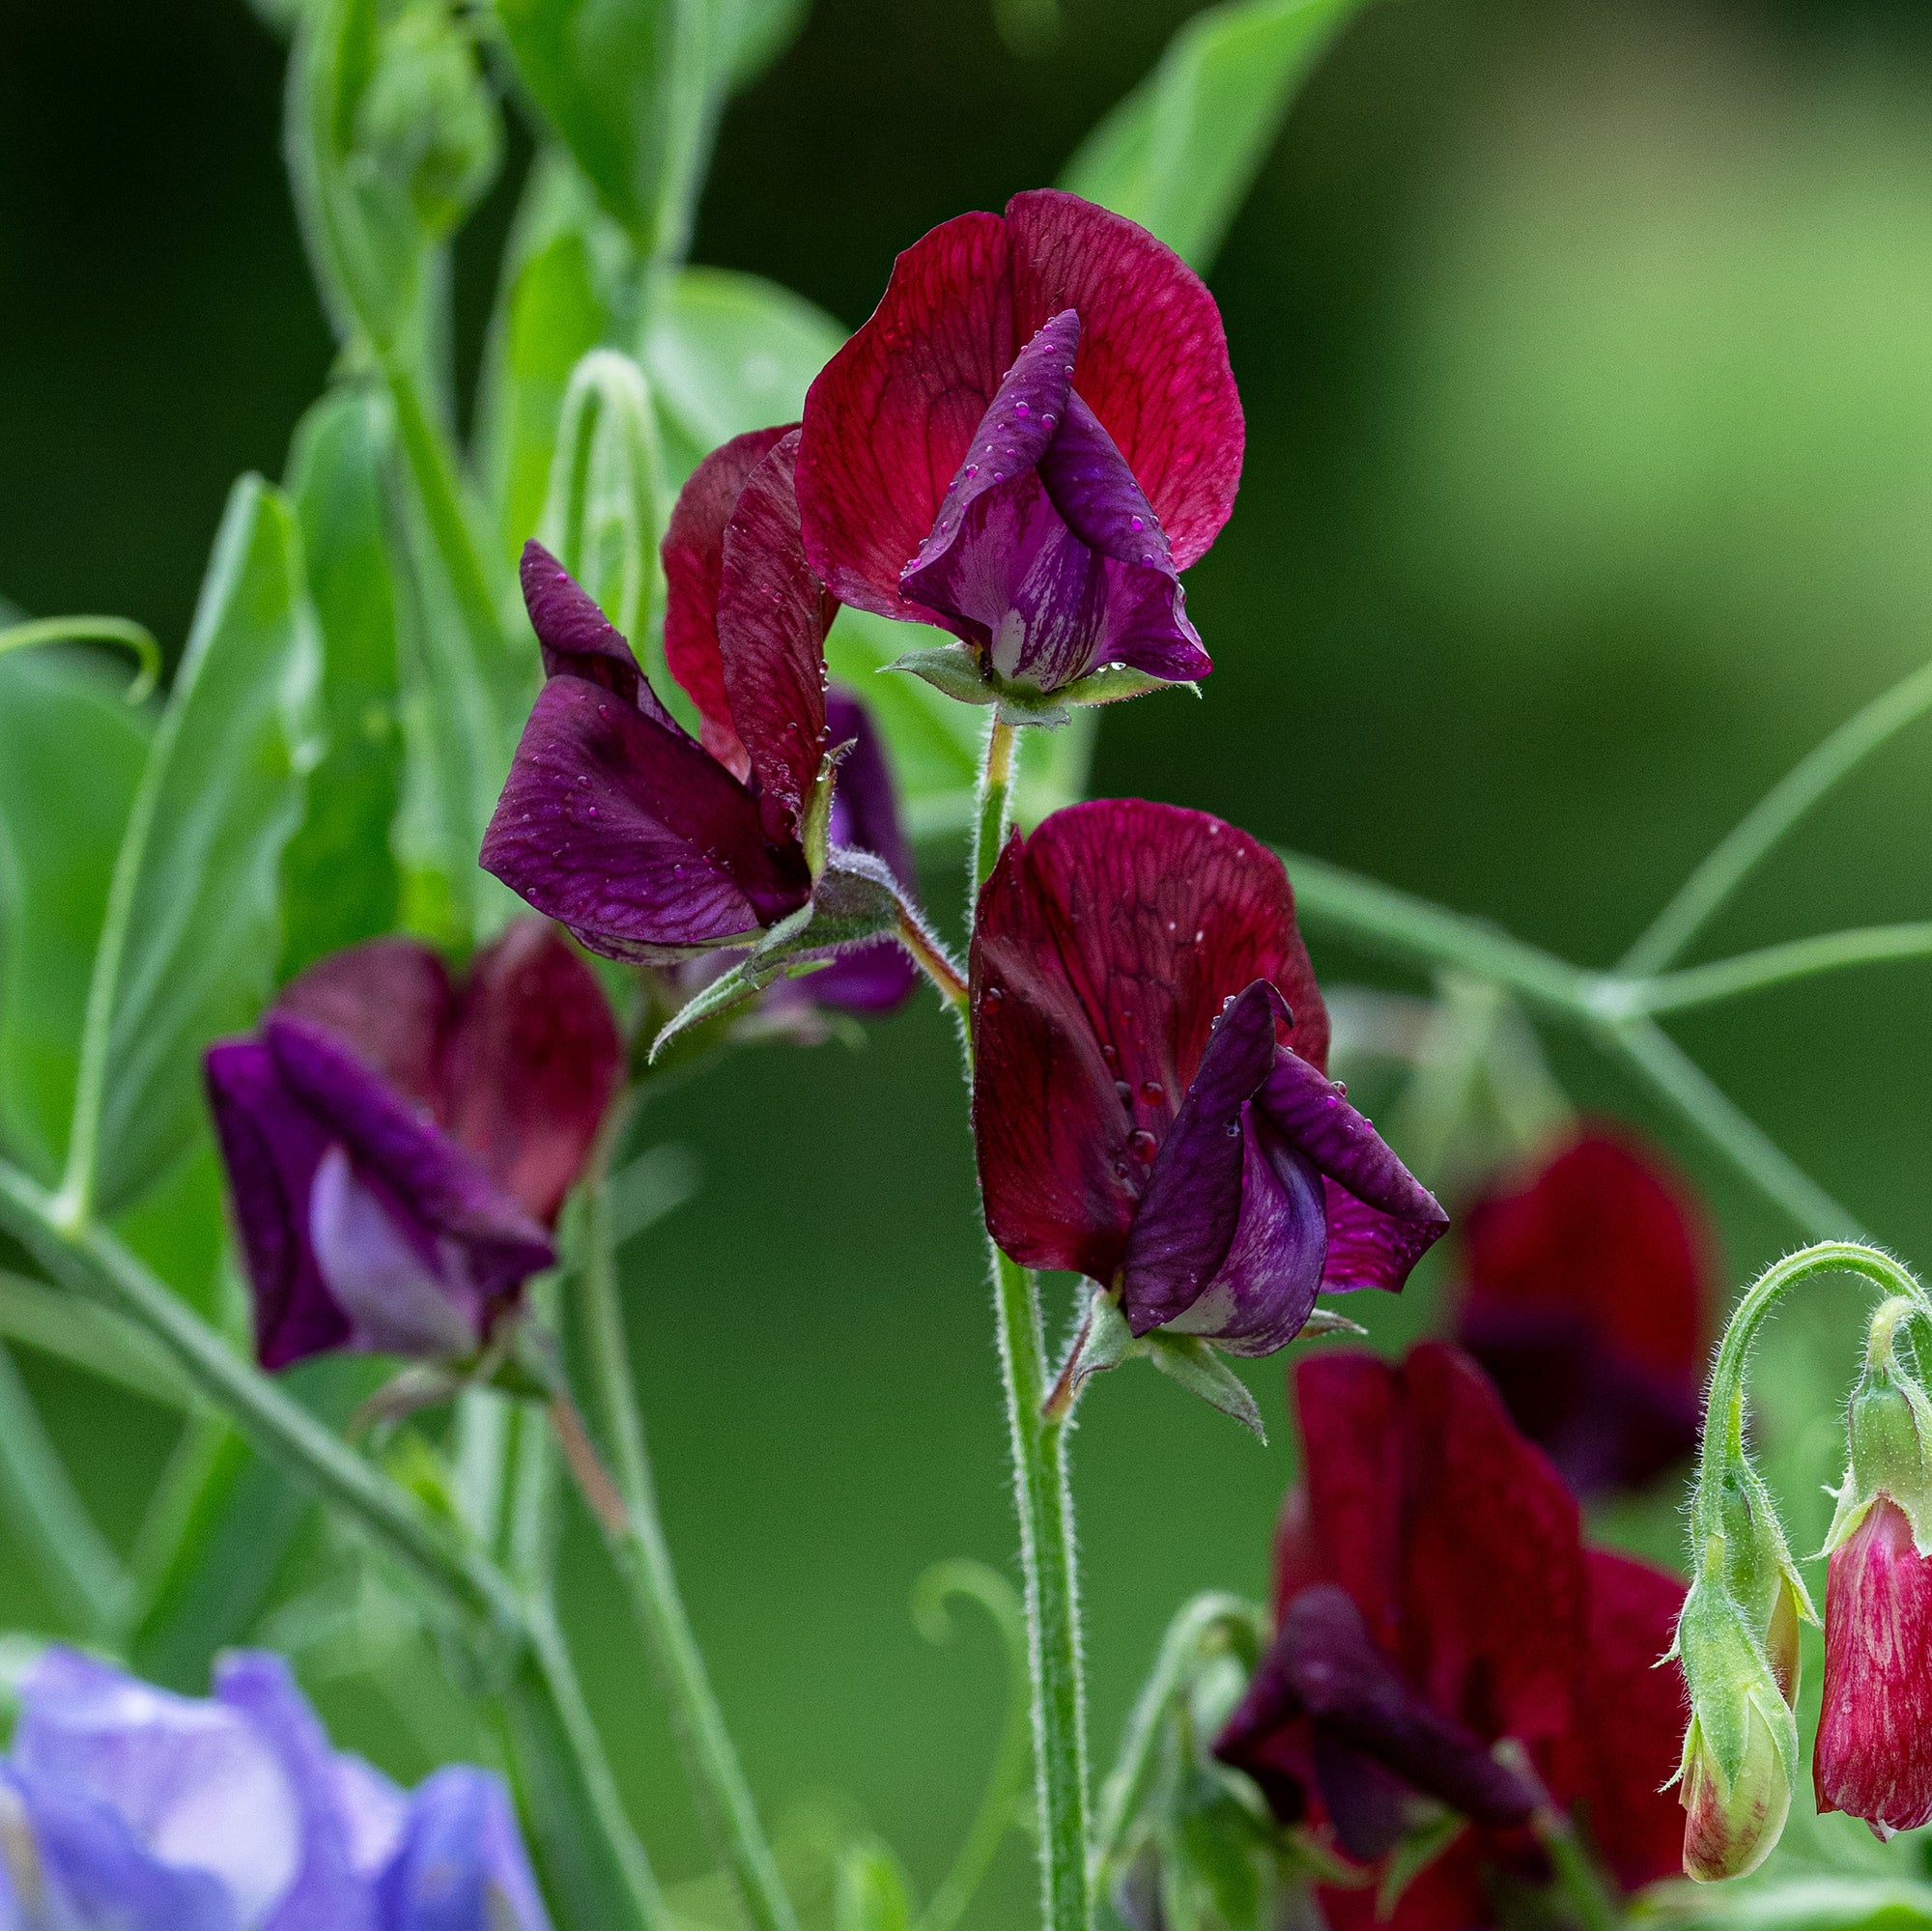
[1129,515,1144,533]
[1225,1121,1241,1138]
[586,805,598,818]
[982,986,1003,1008]
[1014,401,1031,417]
[1127,1129,1158,1163]
[1115,1080,1132,1103]
[1113,1159,1131,1180]
[1099,1042,1120,1067]
[578,774,591,786]
[1140,1079,1164,1104]
[597,704,611,719]
[1334,1081,1347,1097]
[965,465,979,479]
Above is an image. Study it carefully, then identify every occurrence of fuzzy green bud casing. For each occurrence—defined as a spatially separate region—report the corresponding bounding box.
[1821,1298,1932,1559]
[1672,1545,1799,1882]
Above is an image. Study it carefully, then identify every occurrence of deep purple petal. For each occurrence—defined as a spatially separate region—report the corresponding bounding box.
[275,939,456,1115]
[205,1036,352,1371]
[481,673,810,961]
[520,541,643,709]
[1167,1117,1328,1357]
[1250,1051,1446,1294]
[15,1648,311,1925]
[1007,189,1243,572]
[1217,1585,1539,1848]
[797,211,1014,627]
[6,1764,236,1931]
[440,919,618,1224]
[662,426,794,777]
[213,1653,373,1931]
[718,430,836,846]
[825,692,913,890]
[1119,980,1285,1333]
[378,1767,553,1931]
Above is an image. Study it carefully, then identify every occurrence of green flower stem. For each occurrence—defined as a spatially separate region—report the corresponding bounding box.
[972,717,1018,906]
[1636,923,1932,1016]
[0,616,159,703]
[1623,657,1932,978]
[1691,1242,1932,1545]
[991,1246,1092,1931]
[1088,1592,1266,1891]
[0,1341,129,1640]
[563,1119,800,1931]
[1493,1742,1622,1931]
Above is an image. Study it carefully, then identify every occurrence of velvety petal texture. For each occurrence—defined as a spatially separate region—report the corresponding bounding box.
[209,922,613,1373]
[1814,1496,1932,1837]
[971,801,1436,1355]
[1213,1344,1688,1923]
[798,190,1239,694]
[3,1651,550,1931]
[1455,1127,1712,1496]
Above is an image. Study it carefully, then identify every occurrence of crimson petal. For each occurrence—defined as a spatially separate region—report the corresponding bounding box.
[718,430,836,846]
[662,425,794,776]
[441,920,619,1224]
[481,673,810,961]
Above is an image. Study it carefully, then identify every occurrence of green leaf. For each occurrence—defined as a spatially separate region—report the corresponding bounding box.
[1654,1877,1932,1930]
[0,1268,195,1410]
[539,348,666,647]
[62,475,323,1222]
[281,383,405,977]
[645,266,847,478]
[0,646,151,1182]
[1144,1333,1267,1440]
[1061,0,1365,271]
[476,150,623,567]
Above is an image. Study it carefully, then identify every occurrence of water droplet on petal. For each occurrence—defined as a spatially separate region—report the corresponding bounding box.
[1099,1042,1119,1067]
[1225,1120,1241,1138]
[982,986,1003,1008]
[1014,401,1030,416]
[1140,1080,1164,1103]
[1115,1080,1132,1103]
[1127,1129,1158,1163]
[1129,515,1144,532]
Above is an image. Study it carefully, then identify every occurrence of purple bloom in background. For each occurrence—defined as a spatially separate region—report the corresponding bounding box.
[0,1649,549,1931]
[204,921,618,1372]
[797,189,1245,698]
[971,800,1446,1355]
[483,431,913,1007]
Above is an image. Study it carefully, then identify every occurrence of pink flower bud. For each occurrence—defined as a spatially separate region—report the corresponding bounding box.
[1680,1697,1791,1882]
[1814,1495,1932,1838]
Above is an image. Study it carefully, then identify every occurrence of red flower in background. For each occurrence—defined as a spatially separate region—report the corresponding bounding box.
[1454,1128,1712,1497]
[1214,1344,1687,1929]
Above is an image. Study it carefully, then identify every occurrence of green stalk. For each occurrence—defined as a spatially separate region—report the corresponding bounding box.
[1623,657,1932,977]
[1637,923,1932,1015]
[0,616,159,703]
[560,1115,799,1931]
[971,717,1018,915]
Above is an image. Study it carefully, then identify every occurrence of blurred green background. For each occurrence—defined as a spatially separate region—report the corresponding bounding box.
[8,0,1932,1917]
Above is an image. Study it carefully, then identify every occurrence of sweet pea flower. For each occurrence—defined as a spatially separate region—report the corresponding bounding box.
[796,190,1242,706]
[970,800,1446,1358]
[1214,1344,1689,1929]
[204,921,617,1372]
[484,431,915,986]
[0,1648,549,1931]
[1455,1127,1712,1496]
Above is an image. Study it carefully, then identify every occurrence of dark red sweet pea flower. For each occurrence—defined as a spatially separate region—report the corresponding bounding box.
[970,801,1445,1355]
[484,435,918,1006]
[1454,1128,1712,1497]
[1214,1345,1688,1929]
[1815,1496,1932,1837]
[203,922,617,1372]
[797,190,1241,700]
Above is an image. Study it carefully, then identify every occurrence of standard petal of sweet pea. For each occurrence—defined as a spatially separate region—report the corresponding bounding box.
[213,1653,375,1931]
[1120,980,1284,1332]
[662,425,794,776]
[1006,189,1243,571]
[276,939,455,1113]
[440,919,618,1224]
[378,1767,553,1931]
[719,431,836,844]
[481,673,810,959]
[15,1649,308,1929]
[1566,1549,1688,1889]
[205,1036,354,1370]
[798,211,1014,624]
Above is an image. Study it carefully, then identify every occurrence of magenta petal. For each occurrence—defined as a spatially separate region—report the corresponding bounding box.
[1007,189,1244,572]
[1318,1179,1446,1296]
[481,673,810,961]
[798,211,1014,625]
[719,430,835,846]
[1120,980,1285,1333]
[440,920,619,1224]
[276,937,456,1115]
[205,1036,350,1370]
[662,426,794,776]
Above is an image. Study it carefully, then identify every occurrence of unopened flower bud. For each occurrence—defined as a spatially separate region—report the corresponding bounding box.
[1813,1299,1932,1838]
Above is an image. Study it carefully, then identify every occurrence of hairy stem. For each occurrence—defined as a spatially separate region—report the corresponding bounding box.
[566,1129,799,1931]
[1623,657,1932,977]
[972,717,1018,906]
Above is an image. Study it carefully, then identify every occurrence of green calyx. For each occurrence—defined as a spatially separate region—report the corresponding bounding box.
[1822,1296,1932,1555]
[883,639,1196,726]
